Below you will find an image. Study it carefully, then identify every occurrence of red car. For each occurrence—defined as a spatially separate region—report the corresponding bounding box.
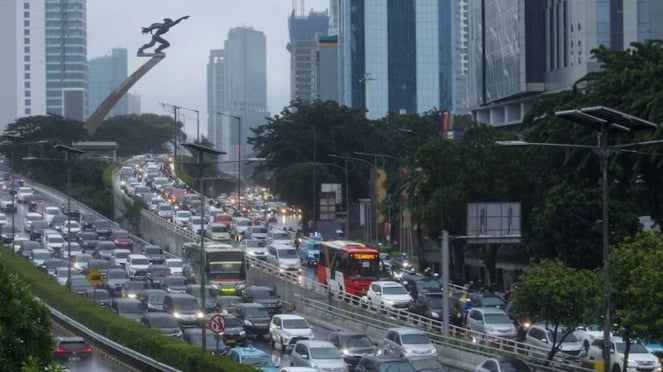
[54,336,92,363]
[111,229,134,250]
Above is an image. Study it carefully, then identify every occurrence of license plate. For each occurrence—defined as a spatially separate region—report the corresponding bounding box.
[226,339,236,344]
[69,356,80,361]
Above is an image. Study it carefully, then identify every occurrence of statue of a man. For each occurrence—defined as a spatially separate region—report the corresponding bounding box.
[138,16,189,54]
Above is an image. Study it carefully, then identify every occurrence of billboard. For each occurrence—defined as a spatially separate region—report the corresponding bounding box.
[465,202,521,244]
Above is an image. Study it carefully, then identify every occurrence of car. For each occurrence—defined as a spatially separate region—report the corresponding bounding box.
[125,254,150,277]
[185,284,219,313]
[77,231,99,252]
[61,220,81,237]
[163,293,204,327]
[79,214,97,231]
[95,241,117,260]
[84,288,112,307]
[50,214,68,233]
[266,243,301,274]
[382,328,437,358]
[466,308,518,341]
[24,212,43,232]
[267,229,291,244]
[110,298,146,321]
[16,186,34,203]
[246,225,269,240]
[140,312,182,338]
[121,280,149,299]
[40,258,68,276]
[110,229,133,249]
[587,337,661,372]
[85,259,111,273]
[172,209,193,226]
[231,217,253,239]
[13,233,30,254]
[366,281,413,313]
[400,273,442,300]
[0,212,8,226]
[71,253,93,271]
[66,275,95,295]
[235,303,271,338]
[242,285,282,317]
[0,224,14,244]
[182,327,225,354]
[189,215,208,234]
[354,356,415,372]
[213,295,243,314]
[30,248,52,266]
[470,292,506,309]
[29,220,50,241]
[277,368,318,372]
[157,203,175,219]
[525,323,583,362]
[269,314,315,352]
[111,248,132,268]
[327,331,378,370]
[296,234,322,267]
[55,266,74,286]
[43,233,65,254]
[146,264,170,288]
[0,193,16,212]
[92,219,113,240]
[104,268,129,296]
[574,324,607,353]
[240,239,269,261]
[209,313,247,347]
[226,345,279,372]
[475,358,532,372]
[291,340,347,371]
[54,336,92,364]
[408,293,449,324]
[163,275,188,293]
[137,288,168,312]
[18,240,40,259]
[164,258,183,275]
[142,245,165,265]
[405,356,448,372]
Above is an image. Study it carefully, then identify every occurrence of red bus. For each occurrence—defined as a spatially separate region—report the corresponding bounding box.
[317,240,380,296]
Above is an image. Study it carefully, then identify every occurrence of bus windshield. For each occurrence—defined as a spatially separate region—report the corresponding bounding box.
[347,253,380,278]
[209,262,243,280]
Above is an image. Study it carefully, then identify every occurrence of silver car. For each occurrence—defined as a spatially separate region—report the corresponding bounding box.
[466,308,518,340]
[525,324,584,362]
[290,340,347,372]
[382,328,437,358]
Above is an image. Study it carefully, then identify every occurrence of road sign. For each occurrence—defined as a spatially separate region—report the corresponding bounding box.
[86,268,103,287]
[209,314,226,335]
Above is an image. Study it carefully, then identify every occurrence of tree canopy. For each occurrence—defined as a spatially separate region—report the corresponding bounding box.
[92,114,184,156]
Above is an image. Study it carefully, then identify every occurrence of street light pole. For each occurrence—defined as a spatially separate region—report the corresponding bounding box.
[54,144,85,291]
[182,143,225,356]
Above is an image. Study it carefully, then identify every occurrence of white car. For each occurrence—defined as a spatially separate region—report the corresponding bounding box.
[525,323,583,362]
[269,314,315,352]
[61,220,81,236]
[61,242,83,259]
[247,225,269,240]
[0,212,7,225]
[125,254,150,277]
[267,243,301,273]
[16,186,34,203]
[290,340,347,371]
[24,212,43,232]
[575,324,607,353]
[164,258,183,275]
[42,233,65,253]
[55,266,72,286]
[172,210,192,226]
[157,203,175,219]
[467,308,518,341]
[43,206,62,225]
[189,216,208,234]
[241,239,268,260]
[366,281,413,312]
[382,327,437,358]
[111,249,132,268]
[587,337,661,372]
[231,217,252,238]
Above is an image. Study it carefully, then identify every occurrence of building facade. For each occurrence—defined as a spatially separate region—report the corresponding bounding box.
[316,35,339,102]
[335,0,454,120]
[469,0,663,128]
[206,27,268,166]
[45,0,87,121]
[288,10,329,101]
[0,0,46,131]
[88,48,128,119]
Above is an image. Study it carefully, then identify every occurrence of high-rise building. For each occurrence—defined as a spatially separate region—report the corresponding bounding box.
[453,0,470,114]
[45,0,87,121]
[0,0,46,131]
[127,93,141,115]
[316,34,339,102]
[88,48,128,119]
[336,0,454,120]
[206,27,268,165]
[287,10,329,101]
[468,0,663,128]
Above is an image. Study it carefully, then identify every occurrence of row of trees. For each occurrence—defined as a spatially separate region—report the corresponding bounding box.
[514,231,663,368]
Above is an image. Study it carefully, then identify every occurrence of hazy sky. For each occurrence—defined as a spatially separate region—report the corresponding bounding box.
[87,0,329,138]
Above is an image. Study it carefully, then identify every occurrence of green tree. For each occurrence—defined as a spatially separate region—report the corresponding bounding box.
[271,162,337,223]
[610,231,663,372]
[512,259,600,361]
[0,265,55,371]
[92,114,184,156]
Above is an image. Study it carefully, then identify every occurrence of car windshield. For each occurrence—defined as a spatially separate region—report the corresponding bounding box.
[245,240,266,248]
[174,299,200,311]
[425,297,444,308]
[383,285,408,295]
[278,249,298,259]
[131,258,150,265]
[341,334,373,348]
[310,346,341,359]
[167,260,182,268]
[283,319,310,329]
[409,357,443,370]
[118,302,144,313]
[237,220,251,226]
[57,268,70,277]
[33,252,51,260]
[478,296,504,307]
[242,355,272,367]
[251,227,267,233]
[225,317,244,328]
[378,361,414,372]
[125,282,145,290]
[48,236,64,243]
[177,211,192,218]
[107,270,127,279]
[484,313,511,324]
[415,278,441,290]
[218,296,241,306]
[114,232,130,239]
[92,290,111,300]
[187,332,218,346]
[115,252,130,259]
[95,221,111,228]
[211,225,229,232]
[71,278,91,288]
[498,359,532,372]
[165,277,187,286]
[244,307,269,317]
[616,342,649,354]
[150,316,178,328]
[144,248,162,255]
[271,232,289,240]
[150,268,169,277]
[251,288,277,298]
[148,292,166,303]
[401,333,431,345]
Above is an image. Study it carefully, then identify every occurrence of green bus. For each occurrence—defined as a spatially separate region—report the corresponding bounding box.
[182,242,245,295]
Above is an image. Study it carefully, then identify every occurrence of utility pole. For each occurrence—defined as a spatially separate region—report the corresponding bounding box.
[160,102,181,161]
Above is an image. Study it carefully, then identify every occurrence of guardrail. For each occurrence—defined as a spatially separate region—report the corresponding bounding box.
[245,255,594,372]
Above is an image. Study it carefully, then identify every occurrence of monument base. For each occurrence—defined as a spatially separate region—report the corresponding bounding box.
[137,52,165,57]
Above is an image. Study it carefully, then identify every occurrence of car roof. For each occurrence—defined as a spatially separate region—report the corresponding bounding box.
[374,281,404,287]
[295,340,333,347]
[387,327,426,335]
[275,314,306,320]
[143,312,174,319]
[112,298,142,304]
[55,336,86,343]
[238,302,265,308]
[472,307,507,314]
[232,346,268,356]
[330,331,368,337]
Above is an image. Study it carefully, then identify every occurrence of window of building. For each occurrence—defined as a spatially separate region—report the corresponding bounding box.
[25,108,31,115]
[24,73,30,80]
[24,64,30,71]
[25,82,30,89]
[24,11,29,18]
[24,2,29,9]
[25,90,31,98]
[24,20,30,27]
[24,46,30,53]
[25,99,31,106]
[24,38,30,45]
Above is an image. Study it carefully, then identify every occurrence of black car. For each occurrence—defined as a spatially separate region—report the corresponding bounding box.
[209,314,247,347]
[142,245,165,265]
[95,241,117,260]
[138,289,168,312]
[50,215,68,232]
[470,292,506,309]
[77,231,99,252]
[93,219,113,240]
[328,331,378,370]
[122,280,150,299]
[1,224,14,243]
[146,265,170,288]
[213,295,243,314]
[401,273,442,300]
[185,284,219,313]
[104,268,129,296]
[163,275,188,293]
[66,276,95,295]
[141,312,182,338]
[85,288,112,307]
[182,327,225,354]
[29,220,49,241]
[54,336,92,364]
[355,356,415,372]
[234,303,271,338]
[18,240,41,260]
[85,259,111,274]
[40,258,69,276]
[80,214,96,231]
[241,286,282,317]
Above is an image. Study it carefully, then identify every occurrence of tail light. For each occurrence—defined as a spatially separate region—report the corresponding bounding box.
[55,348,67,354]
[81,347,92,353]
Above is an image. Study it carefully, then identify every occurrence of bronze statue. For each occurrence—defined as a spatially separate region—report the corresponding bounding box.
[138,16,189,54]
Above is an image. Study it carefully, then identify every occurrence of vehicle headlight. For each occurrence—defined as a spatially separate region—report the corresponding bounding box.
[393,272,403,279]
[342,348,350,355]
[173,312,181,318]
[239,330,246,336]
[128,293,136,299]
[627,360,638,367]
[430,348,437,355]
[485,326,496,333]
[196,312,204,319]
[361,296,368,303]
[522,321,531,330]
[383,299,395,306]
[403,348,413,356]
[430,311,440,318]
[244,320,253,326]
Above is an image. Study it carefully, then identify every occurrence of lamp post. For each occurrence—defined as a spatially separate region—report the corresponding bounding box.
[54,144,85,291]
[497,106,661,369]
[182,143,225,355]
[214,112,242,206]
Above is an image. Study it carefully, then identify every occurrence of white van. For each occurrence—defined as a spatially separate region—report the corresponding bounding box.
[267,243,301,273]
[125,254,150,277]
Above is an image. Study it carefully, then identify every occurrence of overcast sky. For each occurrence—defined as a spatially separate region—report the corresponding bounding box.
[87,0,329,138]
